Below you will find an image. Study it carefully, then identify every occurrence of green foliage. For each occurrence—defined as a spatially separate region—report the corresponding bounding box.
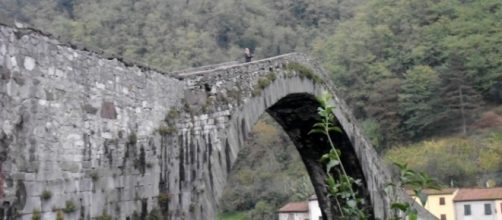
[266,72,276,82]
[399,65,442,138]
[315,0,502,144]
[147,208,163,220]
[385,129,502,186]
[285,62,322,84]
[157,192,170,212]
[62,200,76,213]
[165,109,179,120]
[41,190,52,200]
[219,113,313,215]
[387,163,441,220]
[128,132,137,145]
[252,72,278,97]
[248,200,275,220]
[157,125,177,135]
[361,119,383,151]
[56,210,64,220]
[31,209,41,220]
[1,0,363,71]
[257,78,271,90]
[159,108,179,134]
[216,212,249,220]
[96,212,112,220]
[313,91,368,218]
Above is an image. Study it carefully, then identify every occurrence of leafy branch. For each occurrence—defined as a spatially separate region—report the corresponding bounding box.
[387,162,441,220]
[312,91,440,220]
[311,91,367,219]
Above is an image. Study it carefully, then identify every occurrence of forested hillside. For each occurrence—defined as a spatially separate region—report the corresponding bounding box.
[2,0,502,218]
[0,0,362,71]
[314,0,502,149]
[217,114,313,220]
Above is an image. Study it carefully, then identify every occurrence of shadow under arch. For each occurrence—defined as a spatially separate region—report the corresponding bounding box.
[264,93,372,219]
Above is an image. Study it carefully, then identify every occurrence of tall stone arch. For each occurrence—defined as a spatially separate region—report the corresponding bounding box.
[177,55,434,219]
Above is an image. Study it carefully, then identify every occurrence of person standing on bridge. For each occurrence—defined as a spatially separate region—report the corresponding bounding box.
[244,48,253,62]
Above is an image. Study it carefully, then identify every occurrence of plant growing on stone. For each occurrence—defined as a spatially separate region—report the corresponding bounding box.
[158,192,171,212]
[128,132,137,145]
[387,162,441,220]
[56,210,64,220]
[285,62,323,83]
[31,209,41,220]
[41,190,52,200]
[147,208,163,220]
[96,211,112,220]
[90,171,99,182]
[158,125,176,135]
[311,91,368,219]
[62,200,76,213]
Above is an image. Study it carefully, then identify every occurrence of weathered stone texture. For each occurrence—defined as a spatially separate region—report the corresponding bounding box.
[0,24,436,220]
[0,25,183,219]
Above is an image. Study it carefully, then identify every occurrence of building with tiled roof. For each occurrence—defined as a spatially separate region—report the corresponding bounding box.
[278,196,322,220]
[278,202,309,213]
[453,187,502,220]
[410,188,458,220]
[278,202,309,220]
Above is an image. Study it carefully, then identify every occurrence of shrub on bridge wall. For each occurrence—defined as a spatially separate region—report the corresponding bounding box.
[41,190,52,200]
[148,208,163,219]
[252,71,277,97]
[158,108,179,135]
[128,132,137,145]
[96,212,112,220]
[90,171,99,182]
[285,62,323,84]
[158,192,171,212]
[158,125,177,135]
[56,210,64,220]
[31,209,41,220]
[62,200,76,213]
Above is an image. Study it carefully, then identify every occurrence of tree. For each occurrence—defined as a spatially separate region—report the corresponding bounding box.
[366,78,402,146]
[439,55,483,135]
[249,200,275,220]
[399,65,443,138]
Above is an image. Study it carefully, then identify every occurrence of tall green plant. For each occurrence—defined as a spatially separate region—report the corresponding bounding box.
[313,91,441,219]
[311,91,367,219]
[387,163,441,220]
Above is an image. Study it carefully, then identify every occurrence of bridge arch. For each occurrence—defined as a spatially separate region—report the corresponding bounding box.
[176,55,434,219]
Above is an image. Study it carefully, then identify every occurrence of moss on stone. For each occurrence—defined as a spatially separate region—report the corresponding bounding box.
[31,209,41,220]
[90,171,99,182]
[41,190,52,201]
[158,125,177,135]
[62,200,76,213]
[128,132,137,145]
[252,72,278,97]
[158,192,171,212]
[56,210,64,220]
[285,62,323,84]
[96,211,113,220]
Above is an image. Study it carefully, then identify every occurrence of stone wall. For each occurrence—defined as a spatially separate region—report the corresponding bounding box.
[0,24,436,220]
[0,24,184,219]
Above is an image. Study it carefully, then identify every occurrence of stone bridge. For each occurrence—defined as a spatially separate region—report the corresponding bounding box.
[0,24,435,219]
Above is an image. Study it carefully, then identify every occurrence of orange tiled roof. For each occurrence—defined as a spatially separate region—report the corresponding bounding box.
[453,187,502,202]
[278,202,309,213]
